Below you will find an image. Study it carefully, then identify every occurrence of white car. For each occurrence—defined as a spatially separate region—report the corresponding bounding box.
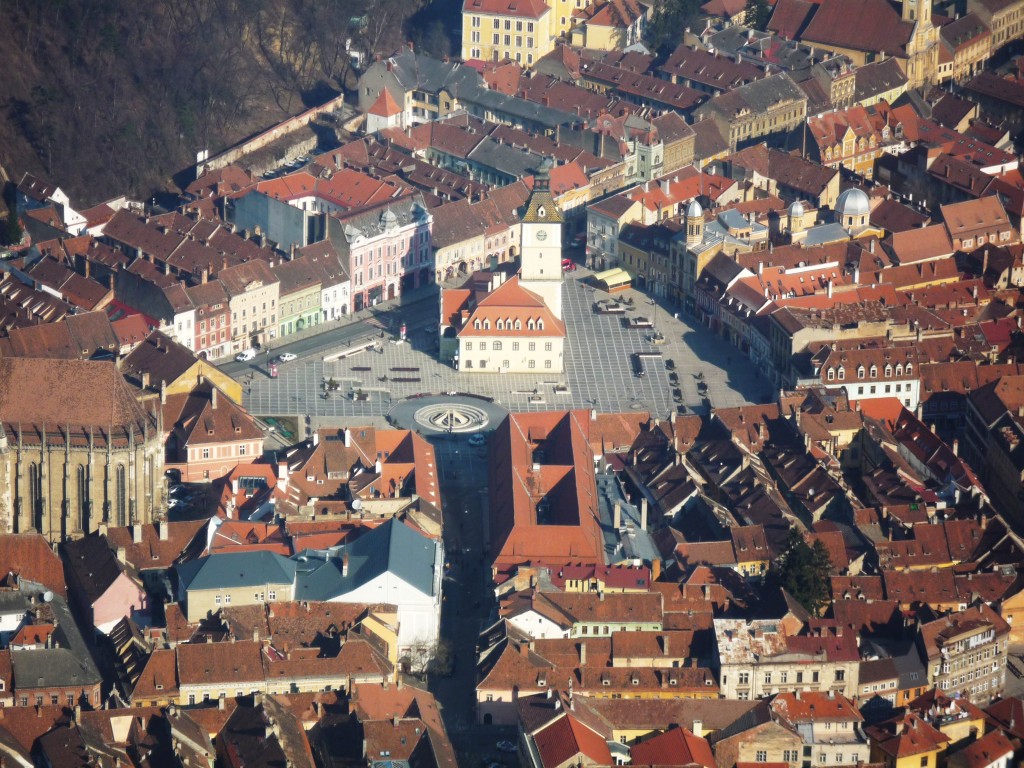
[276,352,297,363]
[235,349,256,362]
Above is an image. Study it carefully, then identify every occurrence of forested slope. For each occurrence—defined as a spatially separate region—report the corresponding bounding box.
[0,0,420,204]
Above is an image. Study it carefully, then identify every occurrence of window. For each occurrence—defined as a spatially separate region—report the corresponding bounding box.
[920,758,928,768]
[224,594,232,604]
[818,755,827,764]
[513,342,520,351]
[269,591,276,600]
[545,342,552,351]
[479,342,487,351]
[827,367,835,381]
[215,595,222,604]
[784,751,798,762]
[835,669,845,681]
[780,671,788,684]
[493,341,502,350]
[529,342,536,351]
[239,445,247,456]
[756,751,767,762]
[466,342,473,351]
[545,360,552,368]
[115,464,127,527]
[202,447,210,459]
[529,360,536,369]
[738,672,750,685]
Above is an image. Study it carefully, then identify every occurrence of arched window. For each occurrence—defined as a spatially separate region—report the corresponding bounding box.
[857,366,866,378]
[537,320,544,330]
[116,464,127,527]
[827,368,835,381]
[515,320,522,330]
[838,367,845,381]
[895,364,903,376]
[528,319,535,330]
[869,365,878,378]
[496,320,503,330]
[76,465,88,533]
[28,462,42,532]
[483,319,490,330]
[474,320,482,330]
[906,363,913,376]
[493,341,502,351]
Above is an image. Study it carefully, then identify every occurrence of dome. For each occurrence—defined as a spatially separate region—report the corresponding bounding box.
[686,199,703,218]
[835,188,870,218]
[788,200,805,218]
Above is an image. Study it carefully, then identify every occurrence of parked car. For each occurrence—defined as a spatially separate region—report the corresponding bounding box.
[496,741,517,753]
[236,349,256,362]
[276,352,297,363]
[561,258,576,272]
[468,433,486,447]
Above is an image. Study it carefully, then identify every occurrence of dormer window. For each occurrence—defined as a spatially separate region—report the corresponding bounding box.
[496,320,503,330]
[528,319,535,330]
[537,320,544,331]
[906,363,913,375]
[884,365,892,377]
[515,320,522,330]
[837,367,845,381]
[827,368,835,381]
[857,366,865,378]
[869,365,877,378]
[895,364,903,376]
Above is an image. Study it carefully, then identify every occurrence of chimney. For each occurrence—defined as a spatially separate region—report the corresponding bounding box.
[211,387,218,410]
[613,502,622,528]
[158,519,168,541]
[692,719,703,736]
[640,497,648,530]
[827,279,833,299]
[952,438,959,456]
[132,524,142,544]
[342,552,349,577]
[344,428,351,447]
[160,379,167,406]
[580,642,587,665]
[116,546,127,563]
[313,431,320,447]
[982,248,989,276]
[141,371,150,390]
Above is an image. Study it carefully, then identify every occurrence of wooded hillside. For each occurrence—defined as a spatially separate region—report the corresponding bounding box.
[0,0,421,204]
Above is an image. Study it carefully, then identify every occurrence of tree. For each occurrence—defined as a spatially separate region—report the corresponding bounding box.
[401,639,453,679]
[644,0,704,55]
[1,211,22,247]
[768,528,832,615]
[743,0,772,31]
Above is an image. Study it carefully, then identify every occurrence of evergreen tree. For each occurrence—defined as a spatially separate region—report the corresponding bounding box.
[743,0,772,31]
[1,211,21,247]
[644,0,704,55]
[769,528,832,614]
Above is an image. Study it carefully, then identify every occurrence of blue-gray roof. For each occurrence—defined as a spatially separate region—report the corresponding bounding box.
[293,518,438,601]
[176,551,298,591]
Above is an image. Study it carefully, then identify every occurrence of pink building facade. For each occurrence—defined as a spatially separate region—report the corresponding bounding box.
[327,195,433,312]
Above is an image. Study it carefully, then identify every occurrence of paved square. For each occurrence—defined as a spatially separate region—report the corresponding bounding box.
[240,271,772,425]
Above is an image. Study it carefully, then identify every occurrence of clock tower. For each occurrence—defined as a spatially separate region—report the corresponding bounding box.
[519,158,564,319]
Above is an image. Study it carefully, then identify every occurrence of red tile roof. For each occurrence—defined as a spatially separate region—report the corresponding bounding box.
[630,727,715,767]
[533,713,613,767]
[462,0,550,18]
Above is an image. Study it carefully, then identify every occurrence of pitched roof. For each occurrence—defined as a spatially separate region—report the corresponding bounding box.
[0,534,68,597]
[177,551,298,591]
[533,712,613,767]
[368,88,403,118]
[630,726,715,767]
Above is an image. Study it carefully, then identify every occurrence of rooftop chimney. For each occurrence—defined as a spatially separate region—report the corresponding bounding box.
[211,387,218,410]
[158,519,168,542]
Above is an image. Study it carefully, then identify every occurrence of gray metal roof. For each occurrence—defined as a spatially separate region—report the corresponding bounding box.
[293,518,438,601]
[176,550,298,591]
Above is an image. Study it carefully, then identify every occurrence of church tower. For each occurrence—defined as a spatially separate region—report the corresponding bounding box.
[903,0,939,87]
[519,158,564,319]
[901,0,931,23]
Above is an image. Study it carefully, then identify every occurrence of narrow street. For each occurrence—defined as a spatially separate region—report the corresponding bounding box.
[427,433,517,765]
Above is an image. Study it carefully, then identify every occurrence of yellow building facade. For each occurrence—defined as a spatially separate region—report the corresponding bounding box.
[461,0,555,66]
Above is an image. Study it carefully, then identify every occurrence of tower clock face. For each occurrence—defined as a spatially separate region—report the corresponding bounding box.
[536,230,548,241]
